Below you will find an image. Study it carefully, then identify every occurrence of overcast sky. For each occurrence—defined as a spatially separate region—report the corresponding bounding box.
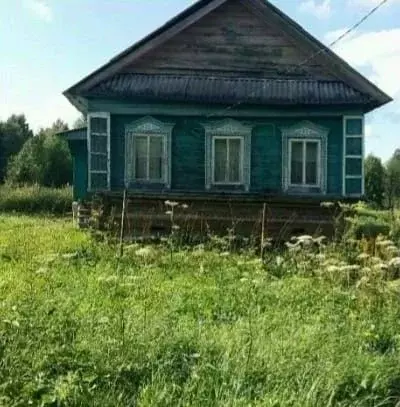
[0,0,399,159]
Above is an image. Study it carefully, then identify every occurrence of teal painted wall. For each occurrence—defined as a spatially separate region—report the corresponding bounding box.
[109,114,344,196]
[68,109,348,199]
[68,140,87,201]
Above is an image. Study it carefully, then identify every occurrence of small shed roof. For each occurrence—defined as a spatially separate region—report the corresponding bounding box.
[57,127,87,141]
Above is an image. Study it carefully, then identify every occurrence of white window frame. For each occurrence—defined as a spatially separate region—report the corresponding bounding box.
[288,138,321,188]
[125,116,173,188]
[132,133,167,183]
[281,121,328,194]
[212,135,244,186]
[203,119,252,191]
[87,112,111,191]
[343,115,364,197]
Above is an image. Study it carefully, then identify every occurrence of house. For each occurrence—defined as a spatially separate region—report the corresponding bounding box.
[61,0,391,237]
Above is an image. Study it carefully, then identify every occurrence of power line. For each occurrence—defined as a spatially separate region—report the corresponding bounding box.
[206,0,389,119]
[299,0,389,67]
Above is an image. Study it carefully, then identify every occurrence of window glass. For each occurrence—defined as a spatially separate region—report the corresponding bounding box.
[346,118,363,136]
[228,139,241,183]
[346,137,362,156]
[306,142,318,185]
[90,154,107,172]
[90,134,107,154]
[135,136,148,180]
[149,136,163,181]
[90,117,107,134]
[290,141,303,185]
[346,158,363,176]
[214,139,227,183]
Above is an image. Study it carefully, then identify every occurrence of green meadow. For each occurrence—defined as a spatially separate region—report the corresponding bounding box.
[1,214,400,406]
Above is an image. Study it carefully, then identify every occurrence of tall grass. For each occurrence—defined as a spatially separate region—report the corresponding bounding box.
[1,215,400,406]
[0,185,72,215]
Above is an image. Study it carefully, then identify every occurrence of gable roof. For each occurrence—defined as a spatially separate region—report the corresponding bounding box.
[64,0,392,112]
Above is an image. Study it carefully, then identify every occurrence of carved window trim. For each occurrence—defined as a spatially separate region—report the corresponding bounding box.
[125,116,173,188]
[281,121,329,194]
[203,119,252,191]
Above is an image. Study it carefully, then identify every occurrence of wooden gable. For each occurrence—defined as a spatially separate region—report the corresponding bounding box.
[64,0,391,112]
[124,0,333,80]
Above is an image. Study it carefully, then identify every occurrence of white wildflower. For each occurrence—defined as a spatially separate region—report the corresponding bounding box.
[321,202,335,208]
[181,204,189,210]
[165,211,173,216]
[316,253,326,261]
[388,257,400,268]
[373,263,388,271]
[172,224,180,231]
[135,247,153,257]
[340,265,361,272]
[62,252,79,260]
[376,240,394,248]
[276,256,284,267]
[357,253,370,260]
[327,265,340,273]
[314,236,327,245]
[370,257,382,264]
[361,267,372,273]
[165,200,179,208]
[220,252,230,257]
[386,246,399,254]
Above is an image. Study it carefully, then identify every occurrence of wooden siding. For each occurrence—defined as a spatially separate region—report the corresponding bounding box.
[125,0,333,79]
[108,114,344,196]
[68,140,88,201]
[88,99,364,118]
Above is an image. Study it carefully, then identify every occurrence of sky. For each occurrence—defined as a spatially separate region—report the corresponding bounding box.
[0,0,399,160]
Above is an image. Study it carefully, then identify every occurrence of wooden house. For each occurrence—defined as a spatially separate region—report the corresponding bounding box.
[61,0,391,237]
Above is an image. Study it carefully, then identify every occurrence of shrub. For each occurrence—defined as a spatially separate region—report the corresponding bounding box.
[6,123,72,187]
[0,185,72,214]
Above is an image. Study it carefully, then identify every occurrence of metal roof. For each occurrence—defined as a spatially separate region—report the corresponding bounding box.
[57,127,87,141]
[86,74,373,107]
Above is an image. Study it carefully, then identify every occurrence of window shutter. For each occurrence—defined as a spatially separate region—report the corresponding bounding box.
[343,117,364,197]
[88,113,110,191]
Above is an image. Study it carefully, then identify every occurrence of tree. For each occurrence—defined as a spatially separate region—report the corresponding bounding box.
[6,119,72,187]
[0,114,33,182]
[73,115,87,129]
[386,150,400,210]
[364,154,386,208]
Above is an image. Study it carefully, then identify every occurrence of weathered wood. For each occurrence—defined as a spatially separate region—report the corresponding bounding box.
[100,193,338,239]
[127,0,333,79]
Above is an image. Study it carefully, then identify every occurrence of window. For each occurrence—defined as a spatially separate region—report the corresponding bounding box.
[88,113,110,191]
[125,117,173,187]
[134,135,164,182]
[289,140,320,187]
[213,137,243,184]
[203,119,252,191]
[343,116,364,196]
[281,121,328,194]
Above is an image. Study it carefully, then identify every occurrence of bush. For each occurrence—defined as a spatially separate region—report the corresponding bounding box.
[6,121,72,187]
[0,185,72,214]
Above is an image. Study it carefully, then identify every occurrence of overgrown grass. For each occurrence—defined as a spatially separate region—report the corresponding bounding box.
[1,215,400,406]
[0,185,72,214]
